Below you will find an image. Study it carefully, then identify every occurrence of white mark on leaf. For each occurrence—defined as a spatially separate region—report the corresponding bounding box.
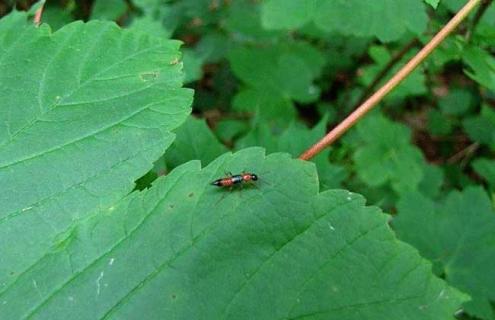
[437,289,447,300]
[109,258,115,266]
[96,271,104,296]
[328,222,335,231]
[68,296,74,302]
[22,206,33,212]
[32,279,42,298]
[308,85,317,95]
[140,71,159,82]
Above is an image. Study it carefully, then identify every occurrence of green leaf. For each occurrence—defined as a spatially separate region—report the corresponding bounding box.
[41,5,74,30]
[360,46,427,100]
[441,0,464,12]
[473,158,495,189]
[214,120,250,143]
[165,116,227,169]
[229,42,323,103]
[1,148,466,319]
[90,0,127,21]
[232,89,296,126]
[418,164,444,198]
[424,0,440,9]
[195,32,230,63]
[261,0,317,30]
[463,105,495,148]
[463,46,495,92]
[225,0,280,39]
[313,0,428,42]
[351,114,426,195]
[438,88,474,116]
[261,0,428,42]
[394,187,495,320]
[129,16,173,40]
[182,48,204,83]
[427,109,453,136]
[0,12,192,301]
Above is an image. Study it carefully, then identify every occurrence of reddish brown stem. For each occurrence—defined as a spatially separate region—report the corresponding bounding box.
[33,2,45,27]
[354,38,419,108]
[299,0,481,161]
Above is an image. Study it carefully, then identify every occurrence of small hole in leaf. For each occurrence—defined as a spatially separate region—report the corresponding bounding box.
[140,72,159,82]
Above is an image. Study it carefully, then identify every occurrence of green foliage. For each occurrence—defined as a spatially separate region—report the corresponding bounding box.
[425,0,441,9]
[90,0,127,21]
[438,88,474,116]
[394,188,495,319]
[463,46,495,92]
[360,46,427,100]
[463,105,495,149]
[261,0,428,42]
[228,43,324,103]
[473,158,495,190]
[165,116,227,169]
[350,114,427,195]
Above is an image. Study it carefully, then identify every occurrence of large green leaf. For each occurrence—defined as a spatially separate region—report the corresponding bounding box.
[0,11,192,300]
[394,188,495,319]
[1,148,466,319]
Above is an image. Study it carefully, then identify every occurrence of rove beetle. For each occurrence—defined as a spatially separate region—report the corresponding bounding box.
[211,172,258,188]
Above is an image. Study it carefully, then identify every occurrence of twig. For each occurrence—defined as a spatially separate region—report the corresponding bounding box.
[33,2,45,27]
[465,0,493,41]
[447,142,480,165]
[354,38,419,108]
[299,0,482,161]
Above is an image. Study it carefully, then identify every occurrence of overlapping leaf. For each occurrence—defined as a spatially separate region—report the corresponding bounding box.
[1,148,466,319]
[0,11,192,301]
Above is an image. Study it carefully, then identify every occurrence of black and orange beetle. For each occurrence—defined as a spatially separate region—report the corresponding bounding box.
[211,172,258,188]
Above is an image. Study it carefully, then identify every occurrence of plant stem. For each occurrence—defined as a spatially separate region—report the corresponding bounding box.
[299,0,481,161]
[33,2,45,26]
[354,38,419,108]
[447,142,480,166]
